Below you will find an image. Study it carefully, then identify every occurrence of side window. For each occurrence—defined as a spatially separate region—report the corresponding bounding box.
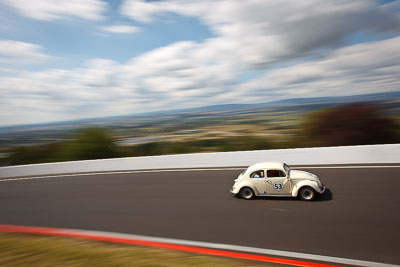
[250,170,265,178]
[266,170,286,178]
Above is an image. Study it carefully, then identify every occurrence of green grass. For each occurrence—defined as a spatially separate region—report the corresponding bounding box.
[0,233,286,267]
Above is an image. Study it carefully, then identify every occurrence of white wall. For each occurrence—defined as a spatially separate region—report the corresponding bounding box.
[1,144,399,178]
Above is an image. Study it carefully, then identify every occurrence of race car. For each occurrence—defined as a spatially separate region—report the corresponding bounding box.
[230,162,325,200]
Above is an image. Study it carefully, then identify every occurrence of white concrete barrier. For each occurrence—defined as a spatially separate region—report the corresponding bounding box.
[0,144,399,178]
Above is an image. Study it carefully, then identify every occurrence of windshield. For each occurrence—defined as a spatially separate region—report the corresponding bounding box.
[283,163,290,176]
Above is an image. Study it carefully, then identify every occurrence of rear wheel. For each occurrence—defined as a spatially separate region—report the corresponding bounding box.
[299,186,316,201]
[239,187,255,200]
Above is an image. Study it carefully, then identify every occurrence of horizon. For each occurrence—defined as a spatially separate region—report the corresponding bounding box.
[0,90,398,128]
[1,0,400,126]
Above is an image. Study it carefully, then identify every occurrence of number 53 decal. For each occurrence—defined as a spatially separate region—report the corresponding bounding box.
[273,182,283,191]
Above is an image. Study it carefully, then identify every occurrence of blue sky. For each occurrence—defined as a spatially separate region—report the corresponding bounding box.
[0,1,212,69]
[0,0,399,126]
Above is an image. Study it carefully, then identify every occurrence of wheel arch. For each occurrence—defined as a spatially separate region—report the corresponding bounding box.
[236,180,258,195]
[239,185,257,195]
[291,180,319,197]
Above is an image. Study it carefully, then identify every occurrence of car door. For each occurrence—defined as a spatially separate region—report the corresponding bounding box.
[249,170,267,195]
[265,169,291,195]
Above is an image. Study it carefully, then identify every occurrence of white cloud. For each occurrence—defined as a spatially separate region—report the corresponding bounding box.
[1,36,400,126]
[120,0,400,68]
[237,36,400,100]
[0,39,50,64]
[1,0,400,125]
[101,25,141,34]
[1,0,107,21]
[120,0,165,23]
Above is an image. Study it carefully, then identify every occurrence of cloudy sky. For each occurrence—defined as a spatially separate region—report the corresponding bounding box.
[0,0,399,126]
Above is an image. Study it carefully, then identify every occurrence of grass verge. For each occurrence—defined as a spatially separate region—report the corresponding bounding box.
[0,233,285,267]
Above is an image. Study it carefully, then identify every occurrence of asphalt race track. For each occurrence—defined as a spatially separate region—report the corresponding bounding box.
[1,166,399,265]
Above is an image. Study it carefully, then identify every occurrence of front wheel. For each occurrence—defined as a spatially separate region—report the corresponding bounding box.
[239,187,255,200]
[299,186,316,201]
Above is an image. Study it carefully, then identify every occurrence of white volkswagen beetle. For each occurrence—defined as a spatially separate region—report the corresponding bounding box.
[230,162,325,201]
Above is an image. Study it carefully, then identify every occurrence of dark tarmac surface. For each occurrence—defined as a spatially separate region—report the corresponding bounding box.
[0,166,399,265]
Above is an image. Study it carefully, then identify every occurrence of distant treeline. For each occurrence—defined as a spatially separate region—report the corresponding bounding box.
[3,104,399,166]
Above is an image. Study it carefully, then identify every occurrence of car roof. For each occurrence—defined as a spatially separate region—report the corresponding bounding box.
[246,162,285,173]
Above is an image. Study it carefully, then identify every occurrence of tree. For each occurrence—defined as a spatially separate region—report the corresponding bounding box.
[8,143,62,165]
[302,104,398,146]
[63,128,118,160]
